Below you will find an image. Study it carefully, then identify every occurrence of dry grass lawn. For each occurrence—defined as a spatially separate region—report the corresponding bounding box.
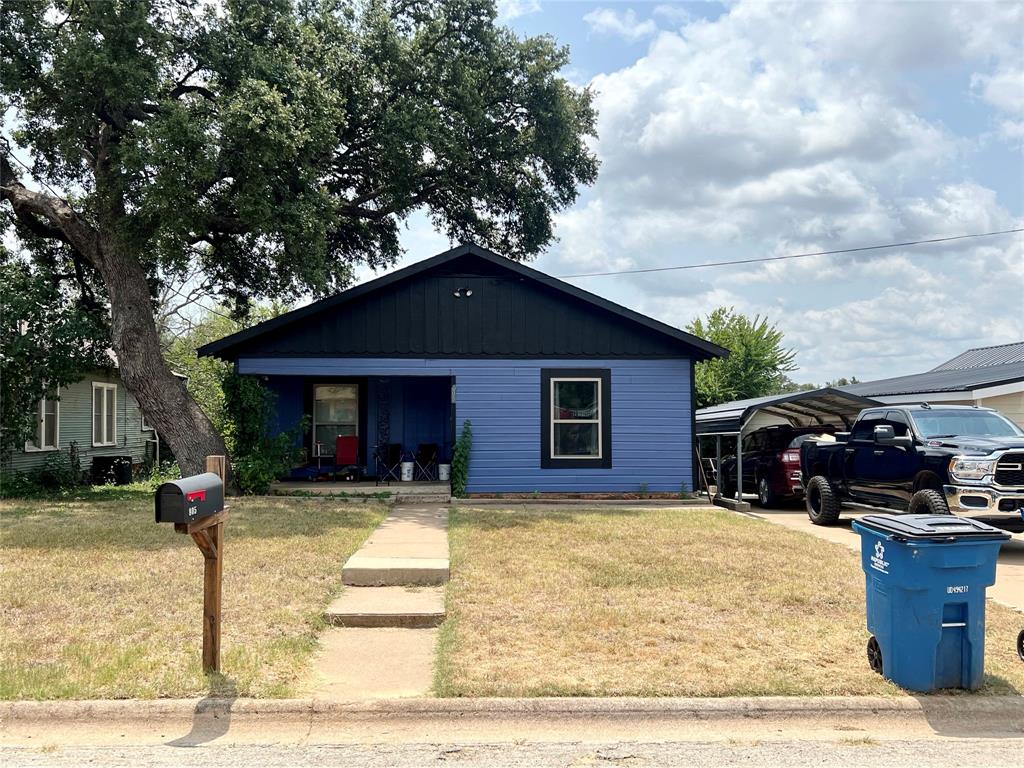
[437,506,1024,697]
[0,491,384,699]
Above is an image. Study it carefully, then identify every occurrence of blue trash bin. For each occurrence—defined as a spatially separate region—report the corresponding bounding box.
[851,514,1010,692]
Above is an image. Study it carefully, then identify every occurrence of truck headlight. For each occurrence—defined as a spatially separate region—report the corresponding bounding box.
[949,456,996,481]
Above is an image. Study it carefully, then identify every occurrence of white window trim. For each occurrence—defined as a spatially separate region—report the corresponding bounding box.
[550,377,602,460]
[141,412,154,432]
[92,382,118,447]
[24,391,60,453]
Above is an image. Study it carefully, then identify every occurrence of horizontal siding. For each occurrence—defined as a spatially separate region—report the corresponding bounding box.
[980,392,1024,429]
[3,370,152,475]
[240,357,693,493]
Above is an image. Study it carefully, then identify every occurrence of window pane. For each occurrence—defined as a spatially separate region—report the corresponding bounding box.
[105,388,115,443]
[314,425,357,455]
[554,423,600,457]
[43,407,57,447]
[553,381,598,420]
[94,389,103,443]
[314,385,358,425]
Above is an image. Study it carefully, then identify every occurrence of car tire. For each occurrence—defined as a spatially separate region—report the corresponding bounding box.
[757,476,778,508]
[907,488,951,515]
[806,476,841,525]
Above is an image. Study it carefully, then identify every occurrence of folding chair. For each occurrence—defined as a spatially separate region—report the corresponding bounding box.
[414,443,439,481]
[374,442,403,485]
[333,435,362,482]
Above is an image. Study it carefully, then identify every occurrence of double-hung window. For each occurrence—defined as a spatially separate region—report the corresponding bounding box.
[25,392,59,452]
[92,382,117,447]
[541,369,612,469]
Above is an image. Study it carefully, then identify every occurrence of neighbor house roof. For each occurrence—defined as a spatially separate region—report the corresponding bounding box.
[198,243,729,362]
[931,341,1024,371]
[842,361,1024,398]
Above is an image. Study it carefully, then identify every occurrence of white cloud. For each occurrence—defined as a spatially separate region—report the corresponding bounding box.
[496,0,541,23]
[533,0,1024,383]
[583,8,658,42]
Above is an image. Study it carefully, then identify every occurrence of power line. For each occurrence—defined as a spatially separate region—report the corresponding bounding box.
[555,228,1024,279]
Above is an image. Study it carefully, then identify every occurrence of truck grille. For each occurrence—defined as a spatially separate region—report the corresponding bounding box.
[995,452,1024,486]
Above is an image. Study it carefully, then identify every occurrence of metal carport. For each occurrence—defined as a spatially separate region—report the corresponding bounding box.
[695,387,881,510]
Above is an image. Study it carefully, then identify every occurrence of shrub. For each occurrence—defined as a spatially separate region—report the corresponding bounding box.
[222,372,305,494]
[451,420,472,498]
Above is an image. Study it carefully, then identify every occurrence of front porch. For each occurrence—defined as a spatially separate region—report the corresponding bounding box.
[264,373,455,483]
[270,479,451,503]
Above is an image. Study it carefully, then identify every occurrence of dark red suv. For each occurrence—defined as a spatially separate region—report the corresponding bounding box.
[718,425,837,507]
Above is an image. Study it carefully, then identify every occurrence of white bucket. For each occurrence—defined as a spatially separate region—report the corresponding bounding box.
[438,464,451,481]
[401,461,414,482]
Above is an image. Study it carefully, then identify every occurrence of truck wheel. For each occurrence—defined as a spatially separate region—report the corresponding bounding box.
[805,476,841,525]
[907,488,951,515]
[867,636,883,675]
[757,476,778,508]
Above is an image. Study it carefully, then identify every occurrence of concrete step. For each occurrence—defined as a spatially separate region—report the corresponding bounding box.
[324,586,445,628]
[342,555,449,586]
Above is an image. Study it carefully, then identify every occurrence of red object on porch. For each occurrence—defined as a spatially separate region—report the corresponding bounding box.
[335,436,359,467]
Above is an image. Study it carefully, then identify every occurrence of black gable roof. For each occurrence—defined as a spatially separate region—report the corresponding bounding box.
[198,243,727,362]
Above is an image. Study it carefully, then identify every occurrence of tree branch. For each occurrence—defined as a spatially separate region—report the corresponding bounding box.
[0,155,101,266]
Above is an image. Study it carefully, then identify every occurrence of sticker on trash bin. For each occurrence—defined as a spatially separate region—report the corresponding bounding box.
[947,585,969,594]
[870,541,889,574]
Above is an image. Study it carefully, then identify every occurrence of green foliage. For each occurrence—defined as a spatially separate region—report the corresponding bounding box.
[162,303,291,435]
[4,0,598,303]
[687,308,798,409]
[0,256,109,458]
[222,373,305,494]
[451,420,473,498]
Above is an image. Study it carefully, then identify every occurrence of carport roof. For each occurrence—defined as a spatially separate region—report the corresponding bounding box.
[695,387,882,435]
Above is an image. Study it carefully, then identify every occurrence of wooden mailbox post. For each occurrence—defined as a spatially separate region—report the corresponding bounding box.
[155,456,229,674]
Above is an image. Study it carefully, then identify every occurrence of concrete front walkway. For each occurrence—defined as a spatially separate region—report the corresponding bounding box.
[308,505,450,701]
[748,505,1024,612]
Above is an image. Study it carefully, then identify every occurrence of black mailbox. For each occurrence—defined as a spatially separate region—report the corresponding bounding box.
[155,472,224,524]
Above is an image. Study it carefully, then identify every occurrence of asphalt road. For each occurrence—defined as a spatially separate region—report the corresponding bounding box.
[5,739,1024,768]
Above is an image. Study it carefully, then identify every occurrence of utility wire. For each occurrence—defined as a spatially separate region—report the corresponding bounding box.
[555,228,1024,279]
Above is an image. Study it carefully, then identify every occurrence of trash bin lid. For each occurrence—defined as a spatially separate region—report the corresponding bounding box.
[856,514,1011,542]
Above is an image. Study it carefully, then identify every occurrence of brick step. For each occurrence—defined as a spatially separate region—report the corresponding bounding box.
[323,586,445,628]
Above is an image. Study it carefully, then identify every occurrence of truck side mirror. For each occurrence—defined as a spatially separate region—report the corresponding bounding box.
[874,424,913,449]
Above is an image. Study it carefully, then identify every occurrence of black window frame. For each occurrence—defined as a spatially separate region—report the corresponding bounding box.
[540,368,612,469]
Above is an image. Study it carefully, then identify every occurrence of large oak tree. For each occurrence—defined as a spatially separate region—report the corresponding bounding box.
[1,0,597,474]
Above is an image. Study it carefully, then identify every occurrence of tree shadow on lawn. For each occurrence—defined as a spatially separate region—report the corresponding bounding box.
[0,498,384,550]
[452,504,661,532]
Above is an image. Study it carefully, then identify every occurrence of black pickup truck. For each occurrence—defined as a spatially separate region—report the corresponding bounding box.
[800,404,1024,526]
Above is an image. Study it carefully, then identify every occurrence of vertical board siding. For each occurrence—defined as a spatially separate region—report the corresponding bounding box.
[241,358,693,493]
[3,370,152,475]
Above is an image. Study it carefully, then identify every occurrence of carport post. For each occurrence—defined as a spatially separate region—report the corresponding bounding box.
[736,426,744,500]
[715,436,722,499]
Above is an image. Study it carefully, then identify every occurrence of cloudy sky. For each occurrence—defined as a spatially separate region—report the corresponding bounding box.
[364,0,1024,385]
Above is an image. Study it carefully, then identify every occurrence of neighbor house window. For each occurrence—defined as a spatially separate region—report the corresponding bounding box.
[141,412,154,431]
[25,392,59,452]
[92,382,117,447]
[540,369,612,469]
[313,384,358,456]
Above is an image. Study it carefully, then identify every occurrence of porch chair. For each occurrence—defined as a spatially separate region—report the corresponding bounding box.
[374,442,403,485]
[333,435,362,482]
[414,443,439,481]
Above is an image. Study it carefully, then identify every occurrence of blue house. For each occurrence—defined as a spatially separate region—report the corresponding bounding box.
[199,244,726,494]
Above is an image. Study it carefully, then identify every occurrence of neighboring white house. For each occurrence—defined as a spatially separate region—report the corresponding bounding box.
[3,366,159,481]
[843,341,1024,428]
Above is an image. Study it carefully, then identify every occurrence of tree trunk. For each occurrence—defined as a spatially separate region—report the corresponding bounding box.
[94,244,228,478]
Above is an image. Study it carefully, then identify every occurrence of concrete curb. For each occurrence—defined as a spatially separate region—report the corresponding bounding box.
[452,499,713,508]
[3,695,1022,723]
